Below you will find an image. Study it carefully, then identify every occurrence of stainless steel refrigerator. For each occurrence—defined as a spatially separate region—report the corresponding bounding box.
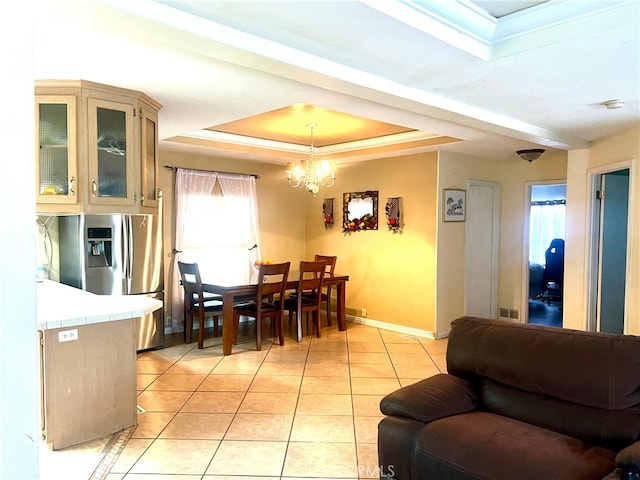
[58,214,164,351]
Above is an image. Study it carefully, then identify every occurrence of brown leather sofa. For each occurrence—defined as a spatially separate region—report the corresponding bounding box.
[378,316,640,480]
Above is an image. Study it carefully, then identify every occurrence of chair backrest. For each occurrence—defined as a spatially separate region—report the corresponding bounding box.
[257,261,290,302]
[297,260,326,304]
[544,238,565,285]
[177,261,204,309]
[314,254,337,277]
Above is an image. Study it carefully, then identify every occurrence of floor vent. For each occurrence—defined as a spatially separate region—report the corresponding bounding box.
[498,307,519,320]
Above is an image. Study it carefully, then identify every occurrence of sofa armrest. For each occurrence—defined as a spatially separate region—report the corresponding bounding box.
[380,373,477,424]
[617,441,640,468]
[602,441,640,480]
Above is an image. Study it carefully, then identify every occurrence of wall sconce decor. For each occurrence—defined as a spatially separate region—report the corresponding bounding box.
[443,188,466,222]
[322,198,334,229]
[385,197,402,233]
[343,191,378,232]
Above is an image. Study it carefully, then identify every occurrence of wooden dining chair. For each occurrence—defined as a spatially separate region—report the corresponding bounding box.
[314,254,337,325]
[177,261,223,349]
[288,255,336,326]
[284,260,326,339]
[232,261,290,351]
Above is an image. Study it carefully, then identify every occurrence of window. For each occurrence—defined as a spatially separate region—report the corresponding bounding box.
[171,169,260,330]
[180,192,254,285]
[529,201,566,265]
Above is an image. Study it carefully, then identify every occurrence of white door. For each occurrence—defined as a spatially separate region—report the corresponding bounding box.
[465,181,500,318]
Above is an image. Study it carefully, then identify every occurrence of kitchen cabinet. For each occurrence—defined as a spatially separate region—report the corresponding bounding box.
[35,80,162,215]
[35,95,78,205]
[37,280,163,450]
[139,102,161,209]
[87,96,136,207]
[40,319,137,450]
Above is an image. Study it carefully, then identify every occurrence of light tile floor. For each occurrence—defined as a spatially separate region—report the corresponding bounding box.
[42,319,448,480]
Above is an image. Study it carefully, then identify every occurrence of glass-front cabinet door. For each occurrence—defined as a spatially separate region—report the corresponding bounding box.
[35,95,77,205]
[87,97,135,206]
[140,105,160,209]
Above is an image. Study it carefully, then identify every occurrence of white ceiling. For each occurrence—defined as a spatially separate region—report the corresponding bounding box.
[33,0,639,164]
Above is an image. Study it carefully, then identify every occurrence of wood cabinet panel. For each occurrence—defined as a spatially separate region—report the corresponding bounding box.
[40,319,137,450]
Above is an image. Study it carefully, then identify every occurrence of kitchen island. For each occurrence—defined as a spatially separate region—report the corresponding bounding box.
[37,280,162,450]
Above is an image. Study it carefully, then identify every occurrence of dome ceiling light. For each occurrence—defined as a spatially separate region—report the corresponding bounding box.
[602,99,625,110]
[517,148,545,163]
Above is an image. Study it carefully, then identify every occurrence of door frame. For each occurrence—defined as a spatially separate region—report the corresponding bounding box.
[521,179,566,324]
[464,179,500,318]
[586,160,634,333]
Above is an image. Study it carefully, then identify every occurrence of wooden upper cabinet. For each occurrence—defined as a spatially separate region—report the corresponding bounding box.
[35,80,162,215]
[35,95,78,206]
[139,103,161,211]
[87,97,136,208]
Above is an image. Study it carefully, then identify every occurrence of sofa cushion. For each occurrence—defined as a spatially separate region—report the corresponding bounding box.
[447,316,640,410]
[414,411,617,480]
[481,378,640,451]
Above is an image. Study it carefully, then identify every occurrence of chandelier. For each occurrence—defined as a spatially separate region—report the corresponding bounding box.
[286,123,336,196]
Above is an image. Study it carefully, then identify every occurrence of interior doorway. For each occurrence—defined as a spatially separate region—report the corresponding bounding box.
[525,183,566,327]
[588,168,630,334]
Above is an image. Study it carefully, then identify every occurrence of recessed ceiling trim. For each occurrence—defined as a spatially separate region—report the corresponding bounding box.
[183,130,311,154]
[361,0,636,60]
[319,130,447,155]
[494,0,638,43]
[182,128,449,157]
[360,0,495,60]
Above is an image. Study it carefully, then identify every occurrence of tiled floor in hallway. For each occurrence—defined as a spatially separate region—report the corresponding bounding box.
[44,320,448,480]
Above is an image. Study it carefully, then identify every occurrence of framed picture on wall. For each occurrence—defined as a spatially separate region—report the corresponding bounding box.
[443,188,466,222]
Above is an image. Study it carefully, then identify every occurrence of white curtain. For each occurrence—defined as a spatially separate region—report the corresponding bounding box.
[529,203,566,265]
[171,168,261,332]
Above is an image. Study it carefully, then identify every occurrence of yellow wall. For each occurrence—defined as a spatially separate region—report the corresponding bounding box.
[435,150,567,336]
[305,153,439,334]
[435,152,497,336]
[564,125,640,334]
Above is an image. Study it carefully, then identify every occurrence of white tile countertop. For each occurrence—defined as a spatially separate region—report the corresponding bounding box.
[37,280,163,330]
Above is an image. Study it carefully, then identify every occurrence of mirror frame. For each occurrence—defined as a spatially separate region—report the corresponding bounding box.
[343,190,378,232]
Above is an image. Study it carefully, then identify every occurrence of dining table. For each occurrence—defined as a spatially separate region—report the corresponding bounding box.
[203,272,349,355]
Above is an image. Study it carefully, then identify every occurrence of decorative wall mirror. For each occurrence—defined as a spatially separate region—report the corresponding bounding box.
[343,191,378,232]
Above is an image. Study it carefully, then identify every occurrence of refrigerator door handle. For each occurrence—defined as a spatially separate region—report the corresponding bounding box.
[122,215,133,294]
[128,216,134,294]
[121,215,127,281]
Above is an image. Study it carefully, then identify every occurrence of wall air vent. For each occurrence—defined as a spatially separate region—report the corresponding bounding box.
[498,306,519,320]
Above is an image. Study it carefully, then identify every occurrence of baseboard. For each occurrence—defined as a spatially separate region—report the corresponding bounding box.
[347,315,448,340]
